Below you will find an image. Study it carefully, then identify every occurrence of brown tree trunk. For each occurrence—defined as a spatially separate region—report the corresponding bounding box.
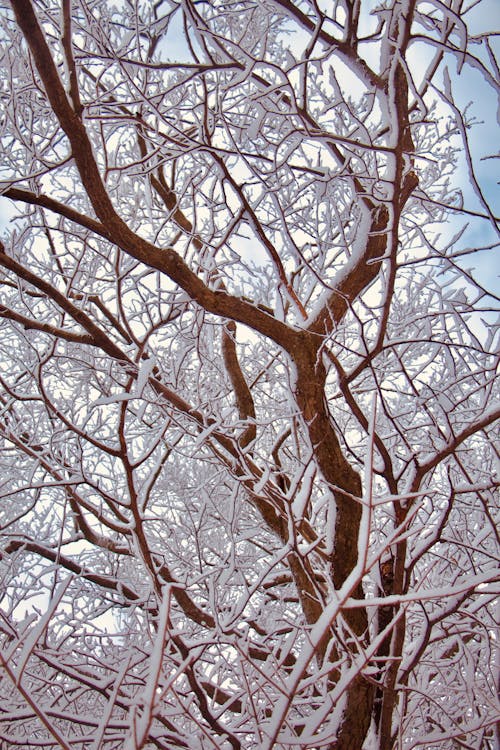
[292,336,374,746]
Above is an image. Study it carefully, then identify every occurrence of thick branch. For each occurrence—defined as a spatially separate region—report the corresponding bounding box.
[8,0,296,350]
[221,321,256,447]
[0,304,95,344]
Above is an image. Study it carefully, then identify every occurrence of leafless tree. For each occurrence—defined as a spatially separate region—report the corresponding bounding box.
[0,1,498,748]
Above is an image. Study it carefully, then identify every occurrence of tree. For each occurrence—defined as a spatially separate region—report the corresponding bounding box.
[0,0,498,747]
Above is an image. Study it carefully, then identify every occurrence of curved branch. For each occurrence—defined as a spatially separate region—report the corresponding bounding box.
[413,405,500,487]
[8,0,296,349]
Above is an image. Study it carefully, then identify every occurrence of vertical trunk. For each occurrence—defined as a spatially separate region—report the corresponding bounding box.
[292,336,374,747]
[378,539,408,749]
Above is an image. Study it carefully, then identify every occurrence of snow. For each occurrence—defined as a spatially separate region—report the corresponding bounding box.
[291,460,316,519]
[123,588,172,749]
[12,578,71,682]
